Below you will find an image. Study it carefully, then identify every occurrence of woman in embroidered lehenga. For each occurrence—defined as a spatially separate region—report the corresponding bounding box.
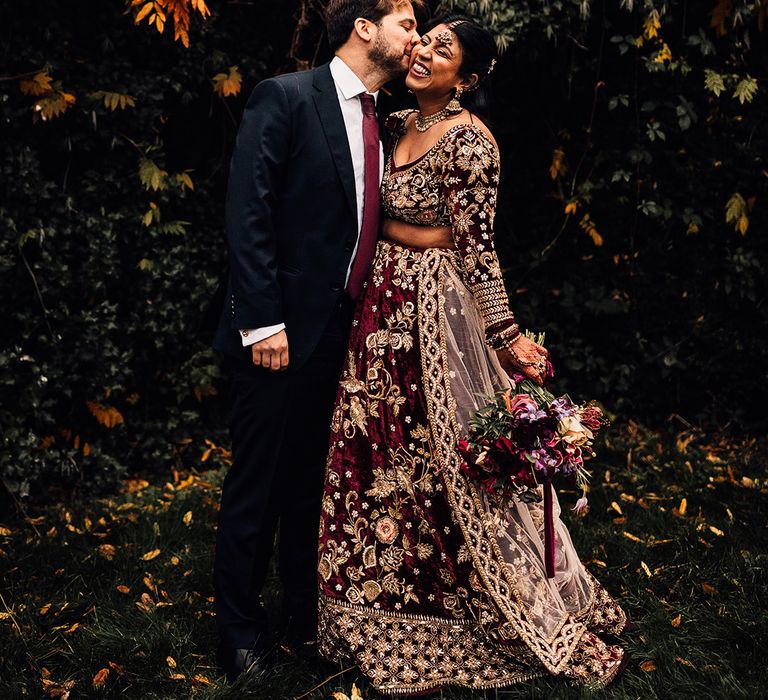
[317,15,631,695]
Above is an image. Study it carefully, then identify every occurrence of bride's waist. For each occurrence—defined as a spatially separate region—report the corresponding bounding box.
[381,218,455,250]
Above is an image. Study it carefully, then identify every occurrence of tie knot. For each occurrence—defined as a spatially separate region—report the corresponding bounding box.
[359,93,376,117]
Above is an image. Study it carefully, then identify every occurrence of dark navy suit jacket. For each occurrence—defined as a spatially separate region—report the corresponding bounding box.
[213,63,359,368]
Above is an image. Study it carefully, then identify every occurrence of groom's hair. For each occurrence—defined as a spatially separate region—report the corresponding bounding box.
[325,0,423,51]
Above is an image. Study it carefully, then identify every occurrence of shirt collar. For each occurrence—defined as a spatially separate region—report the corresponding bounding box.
[330,55,379,104]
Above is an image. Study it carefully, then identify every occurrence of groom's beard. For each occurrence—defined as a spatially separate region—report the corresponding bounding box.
[369,34,409,79]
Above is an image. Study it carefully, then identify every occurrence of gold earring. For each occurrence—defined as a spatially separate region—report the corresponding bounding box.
[446,86,463,114]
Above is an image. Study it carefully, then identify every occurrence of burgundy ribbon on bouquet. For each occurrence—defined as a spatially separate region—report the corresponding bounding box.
[544,479,556,578]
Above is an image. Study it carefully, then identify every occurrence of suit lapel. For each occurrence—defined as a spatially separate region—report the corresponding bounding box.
[312,64,357,218]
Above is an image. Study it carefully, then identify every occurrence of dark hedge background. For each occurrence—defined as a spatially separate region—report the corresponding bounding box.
[1,0,766,501]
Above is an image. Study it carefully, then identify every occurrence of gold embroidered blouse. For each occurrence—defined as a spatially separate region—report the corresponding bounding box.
[382,110,518,342]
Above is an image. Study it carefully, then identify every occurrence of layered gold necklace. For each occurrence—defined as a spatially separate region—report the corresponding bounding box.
[414,93,463,132]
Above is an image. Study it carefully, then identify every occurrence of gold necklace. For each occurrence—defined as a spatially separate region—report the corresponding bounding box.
[414,93,463,132]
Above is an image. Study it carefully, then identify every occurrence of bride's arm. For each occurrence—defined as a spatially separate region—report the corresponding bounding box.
[440,126,547,384]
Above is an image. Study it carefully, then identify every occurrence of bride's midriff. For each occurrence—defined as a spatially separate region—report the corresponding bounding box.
[382,218,455,250]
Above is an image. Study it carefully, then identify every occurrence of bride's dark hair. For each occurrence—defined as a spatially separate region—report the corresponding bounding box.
[422,13,497,126]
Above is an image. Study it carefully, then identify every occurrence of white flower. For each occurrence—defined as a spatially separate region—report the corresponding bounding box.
[571,496,589,515]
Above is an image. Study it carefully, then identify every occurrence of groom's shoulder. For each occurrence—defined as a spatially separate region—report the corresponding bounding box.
[260,63,329,97]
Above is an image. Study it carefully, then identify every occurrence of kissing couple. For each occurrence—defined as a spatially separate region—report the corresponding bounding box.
[212,0,631,694]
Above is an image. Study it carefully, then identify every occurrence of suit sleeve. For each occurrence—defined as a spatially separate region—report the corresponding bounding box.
[440,127,520,348]
[225,78,291,330]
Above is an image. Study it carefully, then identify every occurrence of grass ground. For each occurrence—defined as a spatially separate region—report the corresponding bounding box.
[1,422,766,699]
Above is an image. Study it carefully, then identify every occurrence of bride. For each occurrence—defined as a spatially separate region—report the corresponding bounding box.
[317,14,631,694]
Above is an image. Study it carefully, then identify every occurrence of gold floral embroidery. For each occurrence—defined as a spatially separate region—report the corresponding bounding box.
[381,114,515,334]
[319,596,543,695]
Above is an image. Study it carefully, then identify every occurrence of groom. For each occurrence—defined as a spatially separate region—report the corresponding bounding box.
[212,0,421,680]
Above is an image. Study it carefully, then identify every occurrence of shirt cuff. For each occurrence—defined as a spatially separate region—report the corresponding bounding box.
[240,323,286,347]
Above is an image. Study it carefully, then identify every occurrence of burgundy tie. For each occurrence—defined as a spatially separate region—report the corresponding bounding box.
[346,93,380,299]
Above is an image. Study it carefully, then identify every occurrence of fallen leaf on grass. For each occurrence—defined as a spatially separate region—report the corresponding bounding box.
[169,673,186,680]
[40,603,52,616]
[671,614,682,627]
[709,526,724,536]
[640,561,652,577]
[116,585,130,594]
[640,660,657,672]
[42,678,76,699]
[166,656,177,668]
[622,531,644,543]
[92,668,110,688]
[141,549,160,561]
[702,582,717,595]
[676,657,695,667]
[0,612,13,620]
[183,511,193,526]
[191,674,213,687]
[0,526,12,536]
[674,498,687,516]
[64,623,80,635]
[98,544,116,560]
[107,661,125,675]
[332,685,364,700]
[610,501,623,515]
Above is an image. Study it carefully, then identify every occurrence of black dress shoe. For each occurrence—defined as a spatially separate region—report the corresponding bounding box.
[217,640,273,682]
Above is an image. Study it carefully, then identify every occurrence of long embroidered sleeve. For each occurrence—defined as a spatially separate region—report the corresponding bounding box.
[440,127,518,344]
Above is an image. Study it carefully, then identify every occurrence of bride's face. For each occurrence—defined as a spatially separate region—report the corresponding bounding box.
[405,23,467,98]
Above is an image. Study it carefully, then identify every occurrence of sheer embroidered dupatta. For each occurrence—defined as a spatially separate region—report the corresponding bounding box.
[419,250,626,678]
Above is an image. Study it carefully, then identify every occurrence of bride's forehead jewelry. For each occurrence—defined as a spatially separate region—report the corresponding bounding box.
[434,19,466,46]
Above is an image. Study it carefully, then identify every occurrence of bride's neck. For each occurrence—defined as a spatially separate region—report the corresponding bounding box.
[416,94,451,116]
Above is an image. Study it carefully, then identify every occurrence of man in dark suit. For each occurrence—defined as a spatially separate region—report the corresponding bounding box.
[212,0,421,680]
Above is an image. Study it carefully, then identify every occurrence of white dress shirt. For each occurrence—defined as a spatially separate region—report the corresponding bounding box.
[240,56,384,347]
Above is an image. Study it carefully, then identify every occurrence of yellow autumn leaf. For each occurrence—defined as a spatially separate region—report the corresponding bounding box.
[640,660,657,672]
[141,548,161,561]
[40,603,52,615]
[116,585,131,594]
[183,511,193,526]
[33,90,76,122]
[549,148,566,180]
[678,498,687,516]
[0,612,13,620]
[212,66,242,98]
[98,544,117,560]
[737,214,749,236]
[643,11,661,39]
[564,201,578,215]
[20,71,53,96]
[134,2,154,23]
[671,614,682,627]
[0,526,12,537]
[640,561,652,578]
[166,656,177,668]
[654,42,672,63]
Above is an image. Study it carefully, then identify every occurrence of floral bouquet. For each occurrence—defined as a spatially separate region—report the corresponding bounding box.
[456,334,607,577]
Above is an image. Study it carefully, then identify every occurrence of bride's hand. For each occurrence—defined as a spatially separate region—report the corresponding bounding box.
[496,336,549,386]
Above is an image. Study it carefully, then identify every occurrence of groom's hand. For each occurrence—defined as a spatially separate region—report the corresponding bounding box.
[251,330,289,371]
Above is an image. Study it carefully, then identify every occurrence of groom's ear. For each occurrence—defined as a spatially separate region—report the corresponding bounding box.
[353,17,375,44]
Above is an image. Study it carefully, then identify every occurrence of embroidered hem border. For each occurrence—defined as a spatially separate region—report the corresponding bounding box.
[318,595,544,695]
